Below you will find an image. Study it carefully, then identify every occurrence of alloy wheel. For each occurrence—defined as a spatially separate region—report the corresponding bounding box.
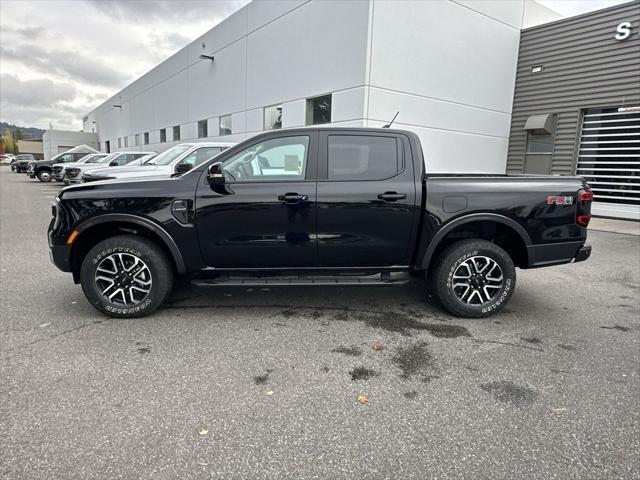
[451,256,504,305]
[94,252,152,305]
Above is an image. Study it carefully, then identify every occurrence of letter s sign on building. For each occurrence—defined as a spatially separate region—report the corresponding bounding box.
[615,21,632,41]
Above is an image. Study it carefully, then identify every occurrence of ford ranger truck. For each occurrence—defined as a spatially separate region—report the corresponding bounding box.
[48,128,592,318]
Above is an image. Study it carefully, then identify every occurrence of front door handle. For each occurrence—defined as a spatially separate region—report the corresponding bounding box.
[278,192,309,204]
[377,192,406,202]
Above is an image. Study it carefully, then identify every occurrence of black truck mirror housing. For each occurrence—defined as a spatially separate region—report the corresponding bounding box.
[174,162,193,175]
[207,162,224,186]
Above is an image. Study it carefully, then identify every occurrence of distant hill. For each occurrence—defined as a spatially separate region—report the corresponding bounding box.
[0,122,46,140]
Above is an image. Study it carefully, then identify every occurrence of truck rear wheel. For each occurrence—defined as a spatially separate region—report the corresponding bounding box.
[79,235,173,318]
[431,239,515,318]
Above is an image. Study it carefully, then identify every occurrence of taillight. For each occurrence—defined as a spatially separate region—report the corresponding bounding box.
[579,190,593,202]
[577,189,593,227]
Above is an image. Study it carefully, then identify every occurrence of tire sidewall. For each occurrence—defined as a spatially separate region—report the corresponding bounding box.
[80,237,171,317]
[437,241,515,317]
[37,170,52,182]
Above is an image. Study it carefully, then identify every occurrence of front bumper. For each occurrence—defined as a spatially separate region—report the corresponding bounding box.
[49,242,72,272]
[63,176,82,185]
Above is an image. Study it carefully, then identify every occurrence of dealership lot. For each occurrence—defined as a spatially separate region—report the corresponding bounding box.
[1,168,638,479]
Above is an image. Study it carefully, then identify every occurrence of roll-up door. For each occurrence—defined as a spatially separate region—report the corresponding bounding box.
[576,106,640,220]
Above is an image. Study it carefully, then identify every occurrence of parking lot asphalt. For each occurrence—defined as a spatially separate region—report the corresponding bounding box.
[1,167,639,479]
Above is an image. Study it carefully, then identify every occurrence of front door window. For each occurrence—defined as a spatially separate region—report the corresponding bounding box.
[222,136,309,182]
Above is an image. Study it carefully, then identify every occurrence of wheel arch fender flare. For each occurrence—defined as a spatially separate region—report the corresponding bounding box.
[420,213,533,271]
[75,213,187,274]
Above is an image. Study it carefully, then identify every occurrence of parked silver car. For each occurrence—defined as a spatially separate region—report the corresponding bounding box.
[81,142,234,182]
[64,151,155,184]
[52,153,108,181]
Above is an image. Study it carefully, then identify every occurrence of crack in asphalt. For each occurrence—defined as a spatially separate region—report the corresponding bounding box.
[471,338,545,352]
[2,319,106,360]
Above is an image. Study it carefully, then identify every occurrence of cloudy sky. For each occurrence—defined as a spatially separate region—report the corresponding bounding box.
[0,0,633,131]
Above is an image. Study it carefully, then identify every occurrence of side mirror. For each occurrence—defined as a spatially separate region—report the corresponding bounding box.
[175,162,193,174]
[109,161,118,166]
[207,162,224,186]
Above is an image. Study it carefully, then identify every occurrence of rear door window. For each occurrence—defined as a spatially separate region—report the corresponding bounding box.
[327,135,399,181]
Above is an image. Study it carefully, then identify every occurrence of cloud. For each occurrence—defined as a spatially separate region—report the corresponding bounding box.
[1,73,77,107]
[1,24,44,39]
[0,74,84,129]
[538,0,634,16]
[82,0,248,22]
[1,44,131,89]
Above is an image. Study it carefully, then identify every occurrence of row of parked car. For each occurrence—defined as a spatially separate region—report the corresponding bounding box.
[11,142,235,184]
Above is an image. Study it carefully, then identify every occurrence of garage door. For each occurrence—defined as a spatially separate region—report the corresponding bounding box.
[577,106,640,220]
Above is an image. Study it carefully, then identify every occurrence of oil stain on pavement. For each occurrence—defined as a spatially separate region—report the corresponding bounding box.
[253,368,274,385]
[480,381,538,407]
[332,346,362,357]
[392,341,439,381]
[349,367,378,381]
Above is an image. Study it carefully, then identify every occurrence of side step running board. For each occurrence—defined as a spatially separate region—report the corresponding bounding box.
[191,271,410,287]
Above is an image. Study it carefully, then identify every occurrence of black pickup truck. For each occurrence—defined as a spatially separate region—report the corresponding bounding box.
[48,128,592,318]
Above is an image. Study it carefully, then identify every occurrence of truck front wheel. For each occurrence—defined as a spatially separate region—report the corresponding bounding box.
[431,239,516,318]
[37,169,52,182]
[79,235,173,318]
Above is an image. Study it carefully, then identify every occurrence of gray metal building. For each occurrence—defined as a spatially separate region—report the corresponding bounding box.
[507,0,640,220]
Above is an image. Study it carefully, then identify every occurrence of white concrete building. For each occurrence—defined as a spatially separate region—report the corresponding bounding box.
[42,130,99,160]
[83,0,560,173]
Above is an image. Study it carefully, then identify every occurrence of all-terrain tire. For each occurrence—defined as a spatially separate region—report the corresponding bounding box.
[431,239,516,318]
[80,235,173,318]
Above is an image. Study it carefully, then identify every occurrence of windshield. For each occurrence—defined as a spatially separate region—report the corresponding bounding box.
[147,144,192,166]
[126,153,156,165]
[85,154,107,164]
[97,153,119,164]
[77,154,97,164]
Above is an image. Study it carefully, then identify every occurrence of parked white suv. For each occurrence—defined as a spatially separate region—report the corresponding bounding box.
[64,151,155,184]
[81,142,234,182]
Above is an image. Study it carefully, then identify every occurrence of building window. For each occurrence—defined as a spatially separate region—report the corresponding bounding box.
[144,132,150,145]
[198,120,208,138]
[173,125,181,141]
[306,94,332,125]
[117,138,122,148]
[264,105,282,130]
[135,134,140,146]
[124,136,128,147]
[160,128,166,143]
[526,133,554,153]
[219,115,232,136]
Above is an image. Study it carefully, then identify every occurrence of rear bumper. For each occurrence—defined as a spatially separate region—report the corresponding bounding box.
[573,244,591,263]
[526,241,591,268]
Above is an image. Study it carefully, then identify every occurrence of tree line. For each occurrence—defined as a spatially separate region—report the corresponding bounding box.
[0,129,22,155]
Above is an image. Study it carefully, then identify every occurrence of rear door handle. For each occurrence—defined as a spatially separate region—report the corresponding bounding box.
[278,192,308,204]
[377,192,406,202]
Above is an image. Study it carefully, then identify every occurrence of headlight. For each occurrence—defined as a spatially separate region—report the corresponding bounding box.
[67,168,80,177]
